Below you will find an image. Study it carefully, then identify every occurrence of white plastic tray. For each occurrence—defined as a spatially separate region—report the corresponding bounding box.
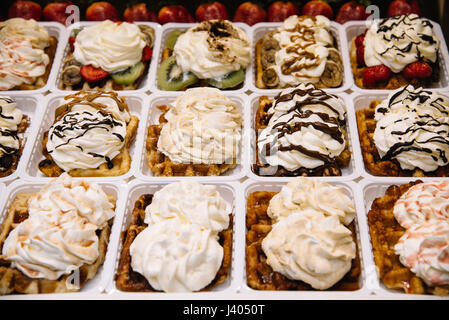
[0,183,5,210]
[355,179,449,299]
[342,20,449,94]
[135,92,249,181]
[240,179,370,297]
[103,179,244,297]
[0,22,66,95]
[0,94,43,184]
[0,178,128,297]
[148,22,251,94]
[20,92,149,182]
[248,21,352,94]
[49,21,162,94]
[350,90,449,182]
[245,91,361,181]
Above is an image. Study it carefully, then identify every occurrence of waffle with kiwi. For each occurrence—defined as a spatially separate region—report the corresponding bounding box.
[245,191,361,291]
[59,25,154,91]
[115,194,233,292]
[255,30,344,89]
[0,193,115,295]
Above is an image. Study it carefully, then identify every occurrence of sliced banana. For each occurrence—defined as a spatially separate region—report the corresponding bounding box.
[320,61,343,87]
[262,68,279,88]
[327,48,342,67]
[139,25,155,48]
[62,65,82,86]
[261,50,276,68]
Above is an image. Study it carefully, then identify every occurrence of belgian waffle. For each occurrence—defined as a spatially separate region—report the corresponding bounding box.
[356,100,449,177]
[246,191,361,291]
[146,105,237,176]
[367,181,449,296]
[0,193,115,295]
[7,36,58,91]
[0,114,30,178]
[115,194,233,292]
[350,37,440,90]
[253,95,351,177]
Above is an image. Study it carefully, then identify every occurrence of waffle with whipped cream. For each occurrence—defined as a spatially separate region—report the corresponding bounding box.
[0,18,58,91]
[0,175,116,294]
[59,22,154,91]
[357,85,449,177]
[38,91,139,177]
[255,15,343,89]
[146,88,242,176]
[254,83,351,176]
[351,14,440,89]
[0,96,30,178]
[115,182,233,293]
[246,178,360,291]
[367,180,449,295]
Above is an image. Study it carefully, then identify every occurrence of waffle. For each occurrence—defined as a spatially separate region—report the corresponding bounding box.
[350,37,440,90]
[254,32,344,89]
[356,100,449,177]
[38,106,139,178]
[253,96,351,177]
[0,193,115,295]
[115,194,233,292]
[367,181,449,295]
[246,191,361,291]
[0,114,30,178]
[146,105,237,176]
[6,36,58,91]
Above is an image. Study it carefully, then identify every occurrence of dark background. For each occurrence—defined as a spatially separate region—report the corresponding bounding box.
[0,0,447,42]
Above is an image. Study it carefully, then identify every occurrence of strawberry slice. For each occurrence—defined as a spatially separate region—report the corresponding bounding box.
[402,61,433,79]
[141,46,152,62]
[363,65,392,87]
[356,43,365,67]
[80,65,109,82]
[69,36,76,52]
[355,33,365,48]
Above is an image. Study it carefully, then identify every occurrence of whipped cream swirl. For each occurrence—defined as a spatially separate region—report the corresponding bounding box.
[268,177,355,225]
[173,20,250,79]
[0,18,50,50]
[257,83,347,172]
[364,14,439,73]
[157,88,242,165]
[1,174,115,280]
[395,220,449,287]
[373,85,449,172]
[268,15,334,86]
[144,181,229,233]
[74,20,146,73]
[0,96,23,171]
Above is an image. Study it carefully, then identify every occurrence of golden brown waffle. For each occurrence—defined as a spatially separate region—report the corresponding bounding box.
[367,181,449,296]
[350,37,439,90]
[254,96,351,177]
[246,191,361,291]
[37,95,139,178]
[0,193,115,295]
[146,105,237,176]
[115,194,233,292]
[0,115,30,178]
[255,33,343,89]
[7,36,58,91]
[356,100,449,177]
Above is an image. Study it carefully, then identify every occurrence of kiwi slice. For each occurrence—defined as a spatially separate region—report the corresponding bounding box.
[157,55,199,91]
[111,62,145,86]
[166,29,185,50]
[206,69,245,89]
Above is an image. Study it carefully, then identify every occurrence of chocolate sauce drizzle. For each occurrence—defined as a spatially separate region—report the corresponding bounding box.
[258,86,346,170]
[375,86,449,167]
[0,97,20,172]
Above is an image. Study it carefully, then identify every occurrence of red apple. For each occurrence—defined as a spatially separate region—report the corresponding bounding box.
[85,1,120,21]
[336,1,368,24]
[158,5,195,24]
[43,1,74,25]
[301,0,333,20]
[124,3,157,22]
[195,2,229,21]
[8,0,42,21]
[388,0,421,17]
[268,1,299,22]
[233,2,267,26]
